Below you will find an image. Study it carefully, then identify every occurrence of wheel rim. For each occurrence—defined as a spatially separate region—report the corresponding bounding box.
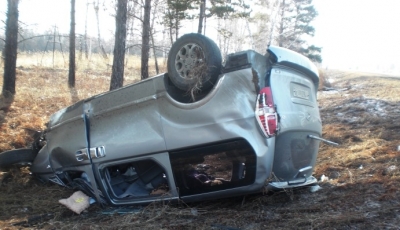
[175,43,204,80]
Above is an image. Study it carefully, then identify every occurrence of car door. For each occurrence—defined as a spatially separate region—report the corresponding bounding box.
[45,101,88,170]
[87,78,166,163]
[86,77,178,204]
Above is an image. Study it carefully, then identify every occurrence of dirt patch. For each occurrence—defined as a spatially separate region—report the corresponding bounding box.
[1,69,400,229]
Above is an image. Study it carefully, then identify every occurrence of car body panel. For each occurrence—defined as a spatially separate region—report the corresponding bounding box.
[268,46,319,88]
[33,101,89,172]
[87,78,166,163]
[268,49,322,184]
[160,68,258,149]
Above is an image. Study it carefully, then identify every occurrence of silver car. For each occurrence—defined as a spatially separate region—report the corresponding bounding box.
[0,33,323,206]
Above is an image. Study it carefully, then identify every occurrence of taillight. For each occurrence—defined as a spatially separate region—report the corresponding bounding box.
[255,87,278,137]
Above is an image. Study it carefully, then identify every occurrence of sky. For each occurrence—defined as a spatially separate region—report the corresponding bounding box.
[0,0,116,41]
[310,0,400,73]
[1,0,400,74]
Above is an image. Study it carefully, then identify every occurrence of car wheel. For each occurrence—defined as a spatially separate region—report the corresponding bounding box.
[167,33,222,92]
[0,148,37,168]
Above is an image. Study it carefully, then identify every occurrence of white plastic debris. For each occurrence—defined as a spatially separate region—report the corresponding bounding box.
[387,165,397,172]
[320,174,329,182]
[191,208,198,216]
[310,185,322,193]
[59,191,90,214]
[359,165,363,170]
[397,146,400,151]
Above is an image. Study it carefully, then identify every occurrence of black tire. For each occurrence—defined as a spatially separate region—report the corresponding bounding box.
[0,148,37,168]
[167,33,222,91]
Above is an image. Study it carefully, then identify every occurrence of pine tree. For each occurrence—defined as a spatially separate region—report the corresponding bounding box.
[164,0,195,44]
[276,0,322,62]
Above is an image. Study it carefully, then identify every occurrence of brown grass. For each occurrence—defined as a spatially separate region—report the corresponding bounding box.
[1,58,400,229]
[187,62,209,101]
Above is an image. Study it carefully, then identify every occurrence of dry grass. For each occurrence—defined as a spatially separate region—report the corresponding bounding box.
[187,62,209,101]
[0,59,400,229]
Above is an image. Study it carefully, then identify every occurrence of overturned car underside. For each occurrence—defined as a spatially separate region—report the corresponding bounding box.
[0,33,323,206]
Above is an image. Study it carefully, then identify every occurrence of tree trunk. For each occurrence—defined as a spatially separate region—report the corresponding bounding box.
[94,0,107,59]
[151,30,159,74]
[94,0,101,47]
[127,0,137,42]
[52,26,56,68]
[150,0,159,74]
[109,0,127,91]
[203,3,207,35]
[2,0,19,97]
[84,0,89,59]
[197,0,205,34]
[278,0,286,47]
[245,19,253,50]
[68,0,76,88]
[141,0,151,80]
[169,16,174,45]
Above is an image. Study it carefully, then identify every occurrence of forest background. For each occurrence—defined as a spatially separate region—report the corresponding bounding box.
[0,0,322,89]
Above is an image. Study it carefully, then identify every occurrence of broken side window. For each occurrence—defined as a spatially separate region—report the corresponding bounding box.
[170,139,256,196]
[103,159,169,199]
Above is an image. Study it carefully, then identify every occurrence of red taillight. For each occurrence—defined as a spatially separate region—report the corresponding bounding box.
[255,87,278,137]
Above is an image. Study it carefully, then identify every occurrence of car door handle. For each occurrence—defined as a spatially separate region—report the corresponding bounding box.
[76,146,106,161]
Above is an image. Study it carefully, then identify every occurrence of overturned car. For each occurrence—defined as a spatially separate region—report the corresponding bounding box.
[0,33,325,206]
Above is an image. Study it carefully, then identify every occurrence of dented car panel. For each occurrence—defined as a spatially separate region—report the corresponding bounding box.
[161,68,259,149]
[29,45,322,205]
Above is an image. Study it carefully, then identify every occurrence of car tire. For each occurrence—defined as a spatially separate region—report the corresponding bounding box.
[167,33,222,91]
[0,148,37,168]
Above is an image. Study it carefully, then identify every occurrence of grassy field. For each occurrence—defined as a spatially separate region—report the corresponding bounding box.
[0,53,399,229]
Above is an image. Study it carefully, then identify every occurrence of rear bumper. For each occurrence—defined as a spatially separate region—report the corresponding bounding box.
[266,175,317,190]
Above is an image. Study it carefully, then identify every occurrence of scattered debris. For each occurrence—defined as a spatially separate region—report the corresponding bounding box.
[320,174,329,182]
[310,185,322,193]
[101,207,143,215]
[382,165,398,176]
[59,191,90,215]
[12,213,54,227]
[150,185,169,195]
[190,208,198,216]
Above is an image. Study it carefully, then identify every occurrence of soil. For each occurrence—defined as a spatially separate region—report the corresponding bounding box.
[0,70,399,229]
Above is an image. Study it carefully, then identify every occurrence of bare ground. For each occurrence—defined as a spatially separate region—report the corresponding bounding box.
[0,69,399,229]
